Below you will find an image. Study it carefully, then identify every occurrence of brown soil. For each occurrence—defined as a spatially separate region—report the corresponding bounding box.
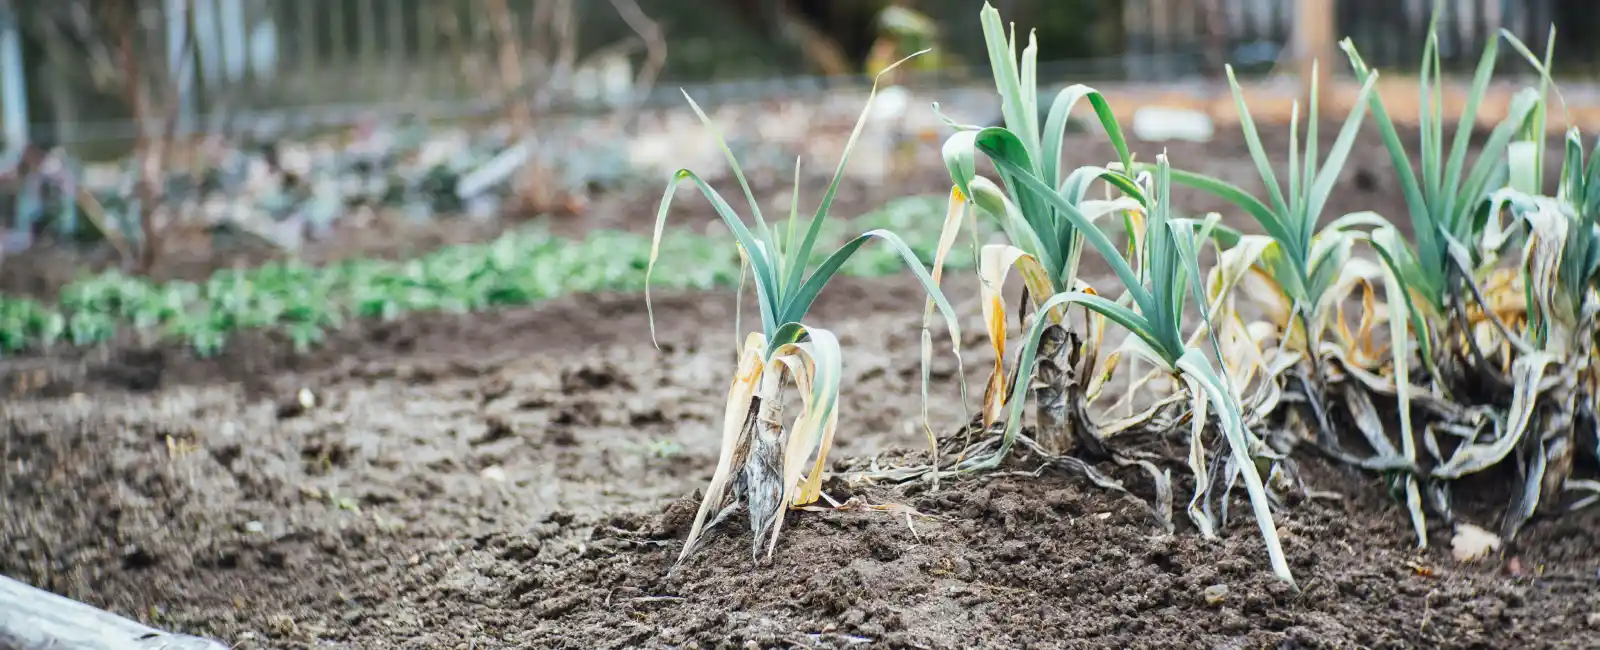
[4,129,1597,650]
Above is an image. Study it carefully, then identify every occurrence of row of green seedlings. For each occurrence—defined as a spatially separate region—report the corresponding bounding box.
[0,203,964,358]
[654,2,1599,587]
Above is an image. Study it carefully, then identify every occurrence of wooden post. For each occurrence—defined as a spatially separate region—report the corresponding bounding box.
[167,0,200,136]
[0,0,27,147]
[0,575,231,650]
[1297,0,1335,111]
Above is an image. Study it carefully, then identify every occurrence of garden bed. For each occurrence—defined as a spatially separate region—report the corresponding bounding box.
[3,127,1596,649]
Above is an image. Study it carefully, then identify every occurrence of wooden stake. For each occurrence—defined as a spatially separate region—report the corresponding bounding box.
[1297,0,1336,113]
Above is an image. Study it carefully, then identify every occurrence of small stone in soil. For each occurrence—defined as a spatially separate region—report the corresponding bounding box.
[1203,584,1229,606]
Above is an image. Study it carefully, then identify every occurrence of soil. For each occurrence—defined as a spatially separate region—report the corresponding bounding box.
[4,127,1598,650]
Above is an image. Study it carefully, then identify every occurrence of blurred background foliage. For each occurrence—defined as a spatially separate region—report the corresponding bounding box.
[7,0,1596,155]
[8,0,1130,152]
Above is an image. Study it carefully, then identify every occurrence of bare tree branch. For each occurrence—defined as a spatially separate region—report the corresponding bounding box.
[484,0,532,133]
[118,0,194,271]
[436,0,490,100]
[552,0,577,85]
[608,0,666,131]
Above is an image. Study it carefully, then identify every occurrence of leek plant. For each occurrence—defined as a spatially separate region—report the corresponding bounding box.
[934,2,1293,585]
[1455,28,1600,539]
[938,2,1145,459]
[1164,48,1441,547]
[1329,5,1548,546]
[1162,62,1384,459]
[1485,127,1600,539]
[649,56,967,569]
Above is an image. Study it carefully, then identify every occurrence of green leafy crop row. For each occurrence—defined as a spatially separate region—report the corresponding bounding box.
[0,194,972,358]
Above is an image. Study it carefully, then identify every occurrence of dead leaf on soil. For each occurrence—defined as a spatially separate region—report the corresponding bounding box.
[796,495,942,542]
[165,434,200,459]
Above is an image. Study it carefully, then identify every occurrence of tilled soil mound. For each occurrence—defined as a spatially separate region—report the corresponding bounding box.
[4,275,1597,649]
